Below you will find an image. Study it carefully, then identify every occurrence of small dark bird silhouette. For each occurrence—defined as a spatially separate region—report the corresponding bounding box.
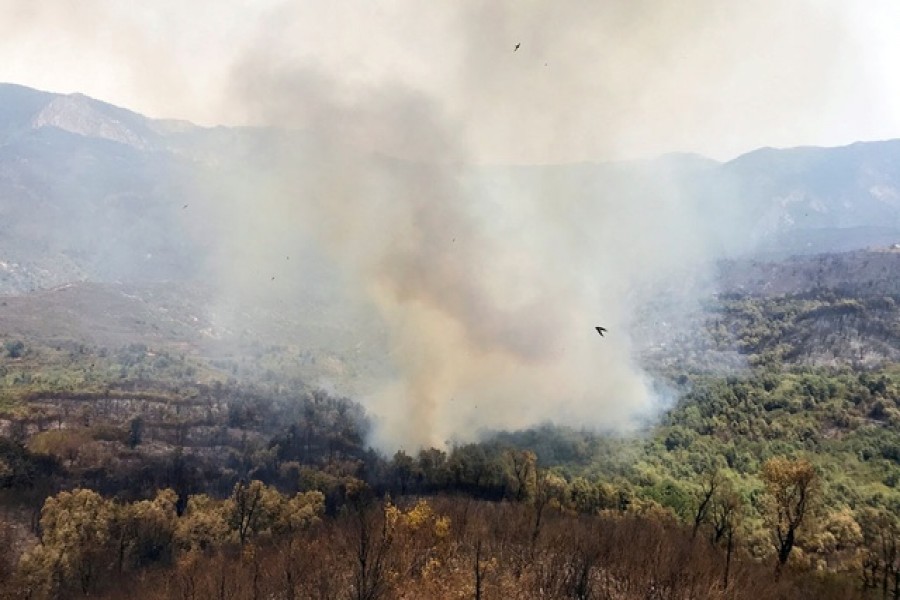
[514,43,520,51]
[271,276,275,281]
[595,326,607,337]
[182,204,188,209]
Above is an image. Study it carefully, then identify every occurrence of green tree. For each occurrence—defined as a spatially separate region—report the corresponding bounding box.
[389,450,417,495]
[417,447,449,490]
[858,506,899,598]
[568,476,601,514]
[3,340,24,359]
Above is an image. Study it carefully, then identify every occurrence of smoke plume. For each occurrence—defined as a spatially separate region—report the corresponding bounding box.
[215,41,720,449]
[6,0,859,450]
[4,1,900,449]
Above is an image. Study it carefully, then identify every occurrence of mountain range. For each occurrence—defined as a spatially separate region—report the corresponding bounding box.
[2,82,900,381]
[2,82,900,294]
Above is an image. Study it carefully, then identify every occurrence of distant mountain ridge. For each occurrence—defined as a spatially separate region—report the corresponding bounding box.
[719,140,900,250]
[0,83,191,150]
[1,82,900,295]
[0,84,229,293]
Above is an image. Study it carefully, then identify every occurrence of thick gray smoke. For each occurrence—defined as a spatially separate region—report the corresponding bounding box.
[148,0,851,450]
[1,1,894,449]
[212,51,720,450]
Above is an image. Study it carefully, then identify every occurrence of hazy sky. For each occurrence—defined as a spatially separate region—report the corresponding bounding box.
[1,1,898,163]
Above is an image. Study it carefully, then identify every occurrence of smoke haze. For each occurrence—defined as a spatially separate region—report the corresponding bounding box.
[214,39,721,449]
[4,1,900,449]
[4,0,898,162]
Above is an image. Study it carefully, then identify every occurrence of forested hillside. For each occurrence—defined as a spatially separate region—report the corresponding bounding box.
[2,84,900,598]
[1,248,899,598]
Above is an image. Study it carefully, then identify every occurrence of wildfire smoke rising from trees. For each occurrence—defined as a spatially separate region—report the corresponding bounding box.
[214,48,720,450]
[1,1,893,450]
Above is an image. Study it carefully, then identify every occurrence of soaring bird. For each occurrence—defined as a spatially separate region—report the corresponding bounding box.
[595,326,607,337]
[514,43,521,51]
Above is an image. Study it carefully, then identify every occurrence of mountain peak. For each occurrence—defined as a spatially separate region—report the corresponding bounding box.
[30,93,154,150]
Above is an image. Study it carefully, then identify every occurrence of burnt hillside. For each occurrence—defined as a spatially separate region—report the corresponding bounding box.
[637,249,900,371]
[717,249,900,297]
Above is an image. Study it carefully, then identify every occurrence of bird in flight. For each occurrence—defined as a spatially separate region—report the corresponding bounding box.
[514,43,521,51]
[595,326,607,337]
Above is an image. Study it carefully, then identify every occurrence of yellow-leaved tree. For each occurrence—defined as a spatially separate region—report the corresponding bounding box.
[116,488,179,570]
[225,480,289,545]
[175,493,230,552]
[20,488,115,596]
[760,457,820,568]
